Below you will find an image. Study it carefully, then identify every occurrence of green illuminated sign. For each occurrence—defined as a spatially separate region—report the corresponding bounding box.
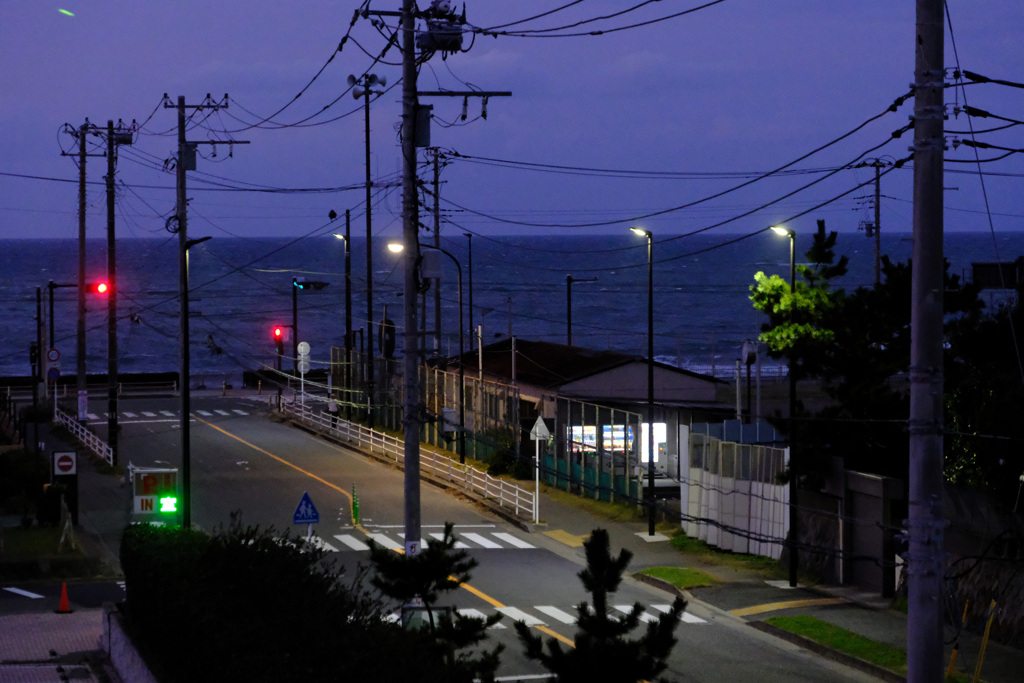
[159,496,178,513]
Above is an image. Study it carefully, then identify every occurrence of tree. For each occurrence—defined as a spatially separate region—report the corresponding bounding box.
[368,522,504,683]
[516,528,685,683]
[750,220,849,384]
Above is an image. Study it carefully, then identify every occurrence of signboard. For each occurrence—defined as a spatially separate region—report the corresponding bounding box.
[132,469,178,515]
[293,491,319,525]
[53,451,77,476]
[530,416,551,441]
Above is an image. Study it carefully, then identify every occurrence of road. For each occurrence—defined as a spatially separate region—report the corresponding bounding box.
[10,395,881,681]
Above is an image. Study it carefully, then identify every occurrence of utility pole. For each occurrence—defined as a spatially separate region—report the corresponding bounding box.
[399,0,422,557]
[907,0,945,680]
[61,120,104,421]
[105,119,133,467]
[165,94,246,528]
[349,72,385,429]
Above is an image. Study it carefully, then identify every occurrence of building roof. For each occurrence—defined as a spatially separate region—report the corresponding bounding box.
[456,338,724,390]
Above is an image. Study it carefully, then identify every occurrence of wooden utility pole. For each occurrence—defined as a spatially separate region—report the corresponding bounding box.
[907,0,945,680]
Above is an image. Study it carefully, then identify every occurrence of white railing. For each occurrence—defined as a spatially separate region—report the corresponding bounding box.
[54,406,113,465]
[283,399,535,520]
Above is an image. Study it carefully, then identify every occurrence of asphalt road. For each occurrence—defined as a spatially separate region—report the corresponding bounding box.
[17,395,883,682]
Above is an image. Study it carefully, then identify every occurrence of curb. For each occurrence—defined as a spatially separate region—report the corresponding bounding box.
[749,621,907,683]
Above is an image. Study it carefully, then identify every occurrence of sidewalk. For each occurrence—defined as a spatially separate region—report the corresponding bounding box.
[525,488,1024,683]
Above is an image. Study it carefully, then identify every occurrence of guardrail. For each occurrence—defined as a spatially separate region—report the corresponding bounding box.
[54,406,113,465]
[282,399,535,520]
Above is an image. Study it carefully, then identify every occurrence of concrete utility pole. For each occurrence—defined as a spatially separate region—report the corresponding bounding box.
[61,120,104,421]
[104,120,129,467]
[907,0,945,680]
[400,0,422,557]
[432,148,443,358]
[166,94,246,528]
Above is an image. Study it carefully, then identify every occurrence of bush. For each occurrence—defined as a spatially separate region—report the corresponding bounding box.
[120,520,415,681]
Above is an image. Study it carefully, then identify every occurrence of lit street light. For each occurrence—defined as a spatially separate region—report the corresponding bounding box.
[389,241,467,462]
[771,224,799,587]
[630,226,656,537]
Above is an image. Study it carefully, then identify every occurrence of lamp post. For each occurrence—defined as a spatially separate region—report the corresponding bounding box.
[390,241,466,462]
[566,274,598,346]
[334,212,353,421]
[771,225,798,587]
[630,227,656,536]
[349,73,386,429]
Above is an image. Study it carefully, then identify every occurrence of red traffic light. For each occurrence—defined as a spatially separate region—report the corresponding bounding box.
[273,327,283,339]
[86,282,110,294]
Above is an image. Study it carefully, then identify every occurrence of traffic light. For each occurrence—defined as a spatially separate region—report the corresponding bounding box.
[86,281,110,294]
[272,326,285,354]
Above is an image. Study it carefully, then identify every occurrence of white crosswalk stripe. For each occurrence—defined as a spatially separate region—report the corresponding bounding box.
[333,534,370,551]
[214,409,230,416]
[460,532,502,549]
[458,608,506,629]
[87,413,99,420]
[429,532,470,548]
[496,607,544,626]
[306,536,338,553]
[142,411,156,417]
[197,410,213,416]
[365,533,402,551]
[492,532,535,549]
[232,409,249,415]
[651,603,707,624]
[534,606,576,624]
[123,412,137,418]
[160,410,174,417]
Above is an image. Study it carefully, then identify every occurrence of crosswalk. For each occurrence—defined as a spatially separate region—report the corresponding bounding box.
[85,408,252,421]
[321,530,537,553]
[391,603,707,627]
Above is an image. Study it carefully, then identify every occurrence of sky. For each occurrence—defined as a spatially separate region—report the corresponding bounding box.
[2,1,1023,243]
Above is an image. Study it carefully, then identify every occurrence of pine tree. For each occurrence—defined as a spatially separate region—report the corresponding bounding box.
[516,528,685,683]
[368,521,504,682]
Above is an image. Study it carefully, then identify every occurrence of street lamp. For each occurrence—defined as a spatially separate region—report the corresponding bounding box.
[771,225,799,587]
[334,212,353,421]
[630,226,656,537]
[350,73,387,429]
[389,241,466,463]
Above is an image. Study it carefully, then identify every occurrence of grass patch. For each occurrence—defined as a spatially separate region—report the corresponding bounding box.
[639,566,719,589]
[670,530,784,577]
[766,615,907,674]
[1,525,81,558]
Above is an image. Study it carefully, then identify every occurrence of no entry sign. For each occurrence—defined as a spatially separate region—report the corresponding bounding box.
[53,451,77,476]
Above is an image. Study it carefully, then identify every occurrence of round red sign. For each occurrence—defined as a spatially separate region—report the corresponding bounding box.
[56,454,75,473]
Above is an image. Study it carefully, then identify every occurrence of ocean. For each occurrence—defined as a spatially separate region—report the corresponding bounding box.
[1,230,1021,381]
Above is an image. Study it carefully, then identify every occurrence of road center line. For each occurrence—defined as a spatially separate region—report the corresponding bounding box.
[195,416,576,648]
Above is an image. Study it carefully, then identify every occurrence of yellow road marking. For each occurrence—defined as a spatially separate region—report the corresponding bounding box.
[544,529,589,547]
[197,417,579,646]
[729,597,850,617]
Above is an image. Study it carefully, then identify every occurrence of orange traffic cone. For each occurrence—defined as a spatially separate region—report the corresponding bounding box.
[55,582,72,614]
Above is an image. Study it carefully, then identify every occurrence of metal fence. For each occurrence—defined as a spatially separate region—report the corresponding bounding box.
[683,432,789,559]
[53,406,112,465]
[282,398,535,520]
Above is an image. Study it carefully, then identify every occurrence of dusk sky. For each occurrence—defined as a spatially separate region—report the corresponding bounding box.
[2,1,1023,242]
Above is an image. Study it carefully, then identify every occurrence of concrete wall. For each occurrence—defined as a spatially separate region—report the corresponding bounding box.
[102,603,159,683]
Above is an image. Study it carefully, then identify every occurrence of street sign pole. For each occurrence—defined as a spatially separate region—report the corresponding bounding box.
[529,417,551,525]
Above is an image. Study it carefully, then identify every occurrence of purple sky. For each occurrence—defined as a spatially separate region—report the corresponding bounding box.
[2,1,1022,240]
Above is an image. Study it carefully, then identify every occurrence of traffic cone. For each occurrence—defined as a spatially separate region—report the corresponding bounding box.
[55,582,72,614]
